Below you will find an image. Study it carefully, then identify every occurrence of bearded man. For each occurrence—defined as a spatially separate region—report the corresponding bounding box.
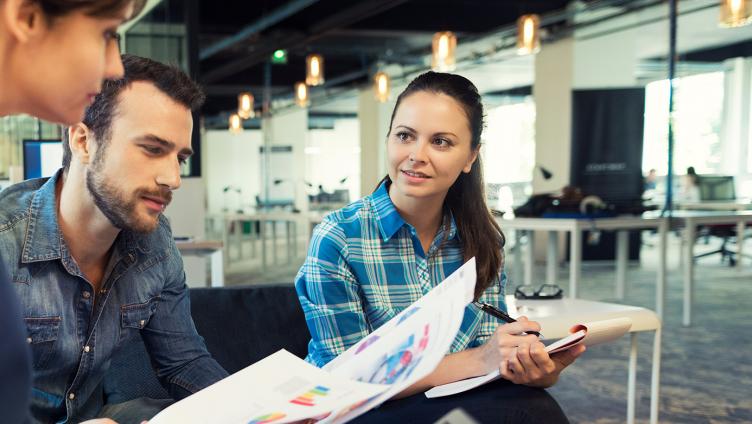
[0,54,228,424]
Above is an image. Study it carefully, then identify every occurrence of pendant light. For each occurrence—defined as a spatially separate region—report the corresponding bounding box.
[229,113,242,134]
[431,31,457,72]
[306,54,325,86]
[237,92,254,119]
[517,14,541,55]
[373,72,390,103]
[295,82,309,107]
[719,0,751,27]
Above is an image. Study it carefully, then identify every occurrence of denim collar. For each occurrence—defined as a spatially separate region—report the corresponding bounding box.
[369,180,458,243]
[21,169,146,264]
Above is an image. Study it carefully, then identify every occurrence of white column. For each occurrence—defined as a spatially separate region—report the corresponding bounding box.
[358,88,394,196]
[532,38,575,263]
[533,37,574,194]
[720,57,752,178]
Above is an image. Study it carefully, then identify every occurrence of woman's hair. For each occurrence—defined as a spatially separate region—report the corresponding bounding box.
[379,71,505,300]
[33,0,146,21]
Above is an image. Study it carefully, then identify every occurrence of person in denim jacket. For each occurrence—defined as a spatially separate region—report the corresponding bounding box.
[0,54,228,423]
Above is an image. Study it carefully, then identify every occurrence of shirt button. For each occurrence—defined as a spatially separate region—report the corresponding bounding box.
[26,337,32,344]
[68,393,75,400]
[139,320,146,328]
[83,346,90,353]
[82,291,91,299]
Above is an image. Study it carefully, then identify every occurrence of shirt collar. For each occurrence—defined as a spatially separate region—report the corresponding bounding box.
[21,170,64,263]
[370,181,406,242]
[369,180,460,243]
[21,169,145,264]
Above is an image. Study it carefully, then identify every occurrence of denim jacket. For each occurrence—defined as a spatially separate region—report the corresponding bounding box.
[0,171,228,423]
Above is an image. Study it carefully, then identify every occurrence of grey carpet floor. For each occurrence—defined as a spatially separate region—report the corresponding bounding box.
[225,234,752,423]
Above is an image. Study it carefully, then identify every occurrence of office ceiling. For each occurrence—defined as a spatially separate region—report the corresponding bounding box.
[135,0,752,121]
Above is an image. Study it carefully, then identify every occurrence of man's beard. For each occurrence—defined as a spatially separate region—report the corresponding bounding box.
[85,156,172,234]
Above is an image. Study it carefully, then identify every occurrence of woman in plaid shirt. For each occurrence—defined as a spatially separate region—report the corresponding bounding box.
[296,72,583,422]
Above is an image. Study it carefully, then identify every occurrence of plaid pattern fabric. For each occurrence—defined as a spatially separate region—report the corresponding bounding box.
[296,182,507,367]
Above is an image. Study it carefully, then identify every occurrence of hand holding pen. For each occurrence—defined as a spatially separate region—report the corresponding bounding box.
[474,301,542,338]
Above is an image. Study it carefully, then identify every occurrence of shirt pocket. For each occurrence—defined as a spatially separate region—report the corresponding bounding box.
[24,316,62,369]
[119,296,160,341]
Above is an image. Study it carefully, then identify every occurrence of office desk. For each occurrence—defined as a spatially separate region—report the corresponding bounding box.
[497,215,669,317]
[513,298,662,424]
[656,210,752,326]
[175,240,224,287]
[209,212,299,271]
[676,200,751,211]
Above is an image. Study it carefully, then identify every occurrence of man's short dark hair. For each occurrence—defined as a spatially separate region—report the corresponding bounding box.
[62,54,205,171]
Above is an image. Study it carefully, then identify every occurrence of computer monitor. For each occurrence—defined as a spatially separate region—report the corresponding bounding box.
[23,139,63,180]
[697,175,736,201]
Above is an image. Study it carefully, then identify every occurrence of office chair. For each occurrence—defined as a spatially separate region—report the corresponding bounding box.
[692,175,749,266]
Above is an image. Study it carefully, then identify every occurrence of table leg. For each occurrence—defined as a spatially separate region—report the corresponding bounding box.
[513,230,523,286]
[650,327,662,424]
[261,220,268,273]
[235,219,243,260]
[222,217,231,267]
[272,221,278,265]
[286,221,292,264]
[210,250,224,287]
[616,230,629,299]
[250,220,257,257]
[569,228,582,298]
[683,220,696,326]
[293,219,298,259]
[627,332,637,424]
[546,231,558,285]
[736,220,745,269]
[657,220,668,319]
[524,230,535,287]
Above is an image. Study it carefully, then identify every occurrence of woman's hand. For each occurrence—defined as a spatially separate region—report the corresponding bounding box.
[479,317,586,388]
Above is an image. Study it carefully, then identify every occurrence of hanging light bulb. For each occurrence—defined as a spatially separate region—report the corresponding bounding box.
[229,113,242,134]
[306,54,325,86]
[719,0,751,27]
[373,72,390,103]
[295,82,309,107]
[237,92,254,119]
[431,31,457,72]
[517,14,541,55]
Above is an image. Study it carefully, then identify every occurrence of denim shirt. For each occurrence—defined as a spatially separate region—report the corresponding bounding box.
[0,171,228,423]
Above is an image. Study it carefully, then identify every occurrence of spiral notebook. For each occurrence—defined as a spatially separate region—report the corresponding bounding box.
[424,317,633,398]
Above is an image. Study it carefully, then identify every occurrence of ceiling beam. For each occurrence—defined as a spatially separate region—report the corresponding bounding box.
[200,0,410,84]
[199,0,321,61]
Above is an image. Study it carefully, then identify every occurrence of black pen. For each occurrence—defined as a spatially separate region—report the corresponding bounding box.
[473,301,542,338]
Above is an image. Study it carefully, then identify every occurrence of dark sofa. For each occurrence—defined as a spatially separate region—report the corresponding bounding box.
[103,284,569,424]
[103,284,311,404]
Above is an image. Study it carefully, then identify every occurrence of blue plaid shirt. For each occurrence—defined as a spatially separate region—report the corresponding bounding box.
[296,182,507,367]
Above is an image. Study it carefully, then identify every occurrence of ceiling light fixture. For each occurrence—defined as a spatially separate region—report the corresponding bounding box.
[229,113,242,134]
[431,31,457,72]
[373,72,390,103]
[295,82,309,107]
[720,0,751,27]
[306,54,325,86]
[517,14,541,55]
[237,92,254,119]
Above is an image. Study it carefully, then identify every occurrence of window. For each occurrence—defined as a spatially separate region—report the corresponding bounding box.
[642,72,725,177]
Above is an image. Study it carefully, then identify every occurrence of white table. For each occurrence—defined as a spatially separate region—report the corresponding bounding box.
[497,215,669,317]
[658,210,752,326]
[175,240,224,287]
[513,298,662,424]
